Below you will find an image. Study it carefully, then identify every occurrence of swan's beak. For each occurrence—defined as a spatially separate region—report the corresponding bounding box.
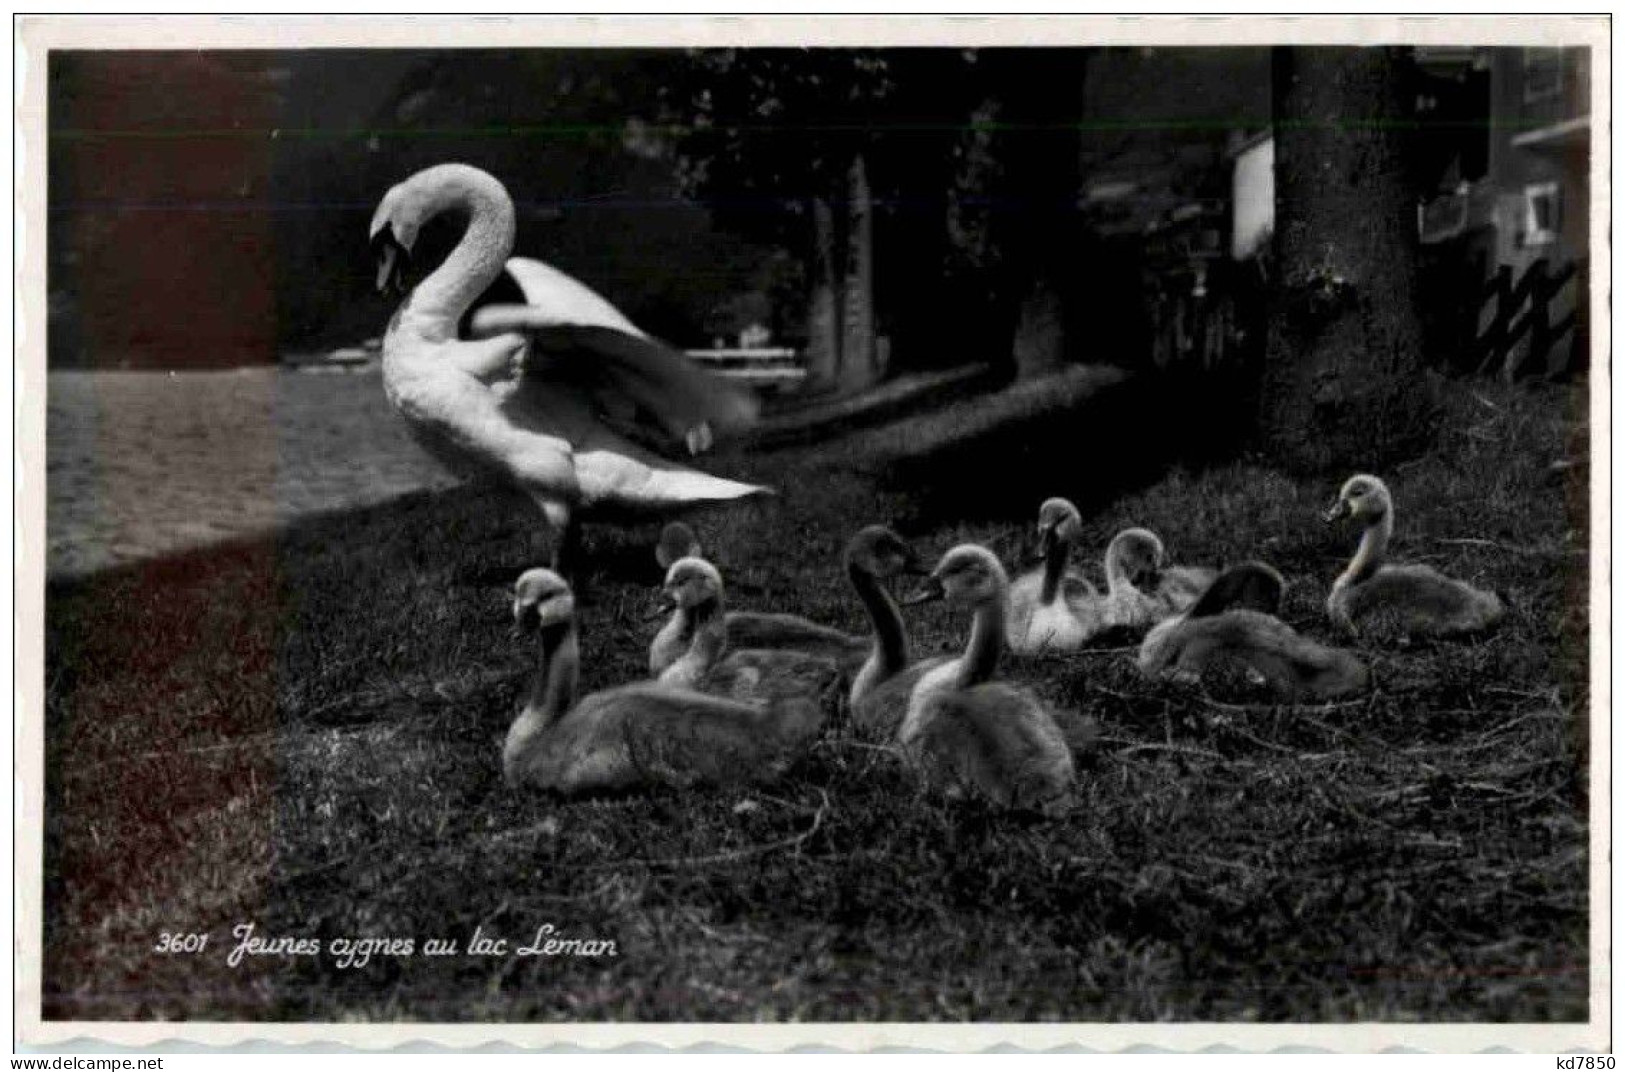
[901,575,946,607]
[375,245,397,293]
[372,225,409,295]
[1323,499,1351,524]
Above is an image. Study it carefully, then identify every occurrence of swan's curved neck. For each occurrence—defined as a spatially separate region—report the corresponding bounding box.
[1040,537,1071,605]
[523,621,579,729]
[403,171,516,339]
[957,590,1008,688]
[849,561,910,675]
[1342,510,1393,586]
[1104,544,1134,593]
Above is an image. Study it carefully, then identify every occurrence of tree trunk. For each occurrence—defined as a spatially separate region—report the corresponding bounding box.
[1262,47,1436,472]
[804,194,842,393]
[839,153,878,394]
[1012,278,1066,380]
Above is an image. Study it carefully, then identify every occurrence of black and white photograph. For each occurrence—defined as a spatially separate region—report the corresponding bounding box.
[15,15,1609,1051]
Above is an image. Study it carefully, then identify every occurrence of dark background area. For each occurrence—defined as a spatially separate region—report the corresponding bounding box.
[46,46,1590,394]
[47,49,781,368]
[46,47,1271,372]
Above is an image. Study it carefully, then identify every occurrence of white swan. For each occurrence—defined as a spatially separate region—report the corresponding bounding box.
[502,568,825,794]
[654,557,845,718]
[1005,498,1103,655]
[1324,474,1505,638]
[897,545,1076,813]
[1138,562,1370,700]
[647,522,869,678]
[369,163,768,570]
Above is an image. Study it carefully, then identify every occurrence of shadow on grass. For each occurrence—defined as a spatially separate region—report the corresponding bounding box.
[839,367,1258,528]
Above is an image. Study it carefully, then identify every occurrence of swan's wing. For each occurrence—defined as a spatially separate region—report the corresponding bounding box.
[853,656,951,740]
[914,684,1074,810]
[476,257,760,450]
[583,684,823,785]
[488,256,645,337]
[726,611,870,668]
[1186,561,1285,618]
[708,648,844,709]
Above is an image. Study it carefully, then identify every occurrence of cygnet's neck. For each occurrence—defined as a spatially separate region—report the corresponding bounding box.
[956,588,1008,689]
[668,595,728,683]
[1040,534,1071,606]
[1340,509,1393,587]
[1104,541,1136,594]
[522,620,579,729]
[849,559,911,676]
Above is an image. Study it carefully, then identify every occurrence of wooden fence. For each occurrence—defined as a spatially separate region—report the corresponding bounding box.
[1465,257,1586,381]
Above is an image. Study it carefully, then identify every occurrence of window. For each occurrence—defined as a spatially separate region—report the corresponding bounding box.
[1523,48,1565,103]
[1523,182,1561,247]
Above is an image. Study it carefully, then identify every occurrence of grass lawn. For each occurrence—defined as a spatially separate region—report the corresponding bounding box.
[40,374,1591,1022]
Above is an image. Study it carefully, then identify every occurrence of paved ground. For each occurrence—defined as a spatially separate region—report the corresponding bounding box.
[44,366,457,578]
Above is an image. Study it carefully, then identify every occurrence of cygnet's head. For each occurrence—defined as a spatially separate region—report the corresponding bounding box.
[656,522,704,570]
[1036,497,1084,552]
[661,556,725,612]
[904,544,1009,610]
[845,525,927,579]
[514,568,576,633]
[1107,527,1166,588]
[1324,474,1393,526]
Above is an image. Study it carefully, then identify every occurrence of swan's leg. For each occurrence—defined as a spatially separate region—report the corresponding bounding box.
[522,496,576,573]
[552,516,584,578]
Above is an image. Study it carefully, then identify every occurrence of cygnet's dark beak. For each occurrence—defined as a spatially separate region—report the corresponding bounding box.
[901,575,946,607]
[1322,499,1351,524]
[645,592,678,620]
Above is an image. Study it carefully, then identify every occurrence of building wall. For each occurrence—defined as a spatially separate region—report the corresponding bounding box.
[1484,47,1591,273]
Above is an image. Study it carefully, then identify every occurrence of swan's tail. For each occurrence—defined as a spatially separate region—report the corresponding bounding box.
[573,448,771,516]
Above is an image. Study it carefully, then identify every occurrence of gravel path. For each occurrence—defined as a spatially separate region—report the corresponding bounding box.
[45,366,458,578]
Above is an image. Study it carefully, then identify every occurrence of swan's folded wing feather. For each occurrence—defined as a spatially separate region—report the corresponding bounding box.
[478,313,761,452]
[479,257,761,445]
[499,256,646,337]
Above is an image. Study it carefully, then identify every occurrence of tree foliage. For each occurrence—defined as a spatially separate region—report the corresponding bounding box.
[659,48,1090,377]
